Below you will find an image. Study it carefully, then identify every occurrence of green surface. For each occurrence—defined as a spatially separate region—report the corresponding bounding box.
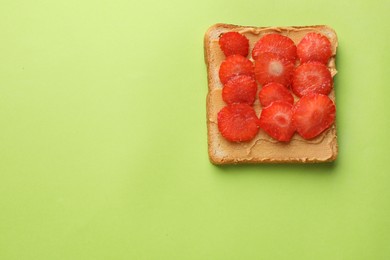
[1,0,389,259]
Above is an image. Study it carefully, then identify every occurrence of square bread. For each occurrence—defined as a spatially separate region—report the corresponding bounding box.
[204,23,338,164]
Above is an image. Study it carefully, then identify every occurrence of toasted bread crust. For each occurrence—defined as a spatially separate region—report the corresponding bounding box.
[204,23,338,164]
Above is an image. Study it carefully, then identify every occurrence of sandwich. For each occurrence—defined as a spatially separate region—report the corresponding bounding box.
[204,23,338,164]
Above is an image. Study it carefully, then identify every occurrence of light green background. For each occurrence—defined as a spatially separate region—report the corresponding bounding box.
[1,0,389,259]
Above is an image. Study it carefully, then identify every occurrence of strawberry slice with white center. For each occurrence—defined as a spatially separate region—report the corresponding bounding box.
[259,101,295,142]
[292,93,336,139]
[254,52,294,87]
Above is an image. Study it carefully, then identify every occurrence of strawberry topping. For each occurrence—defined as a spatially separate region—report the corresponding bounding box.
[297,33,332,64]
[259,101,295,142]
[259,82,294,107]
[219,55,254,85]
[252,33,297,62]
[291,62,333,97]
[254,52,294,87]
[215,30,337,144]
[292,94,336,139]
[217,103,260,142]
[222,75,258,105]
[219,32,250,57]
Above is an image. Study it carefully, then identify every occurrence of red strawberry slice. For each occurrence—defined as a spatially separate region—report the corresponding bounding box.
[254,52,294,87]
[291,62,333,97]
[217,103,260,142]
[297,33,332,64]
[259,101,295,142]
[219,31,250,57]
[252,33,297,62]
[222,75,258,105]
[259,82,294,107]
[292,93,336,139]
[219,55,254,85]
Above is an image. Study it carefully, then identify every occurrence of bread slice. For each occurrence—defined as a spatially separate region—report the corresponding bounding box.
[204,23,338,164]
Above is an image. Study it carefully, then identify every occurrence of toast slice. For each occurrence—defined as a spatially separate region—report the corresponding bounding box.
[204,23,338,164]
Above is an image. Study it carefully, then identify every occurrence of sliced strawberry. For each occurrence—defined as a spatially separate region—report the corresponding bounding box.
[254,52,294,87]
[297,32,332,64]
[259,82,294,107]
[292,94,336,139]
[252,33,297,62]
[259,101,295,142]
[291,62,333,97]
[217,103,260,142]
[219,55,254,85]
[222,75,258,105]
[219,32,250,57]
